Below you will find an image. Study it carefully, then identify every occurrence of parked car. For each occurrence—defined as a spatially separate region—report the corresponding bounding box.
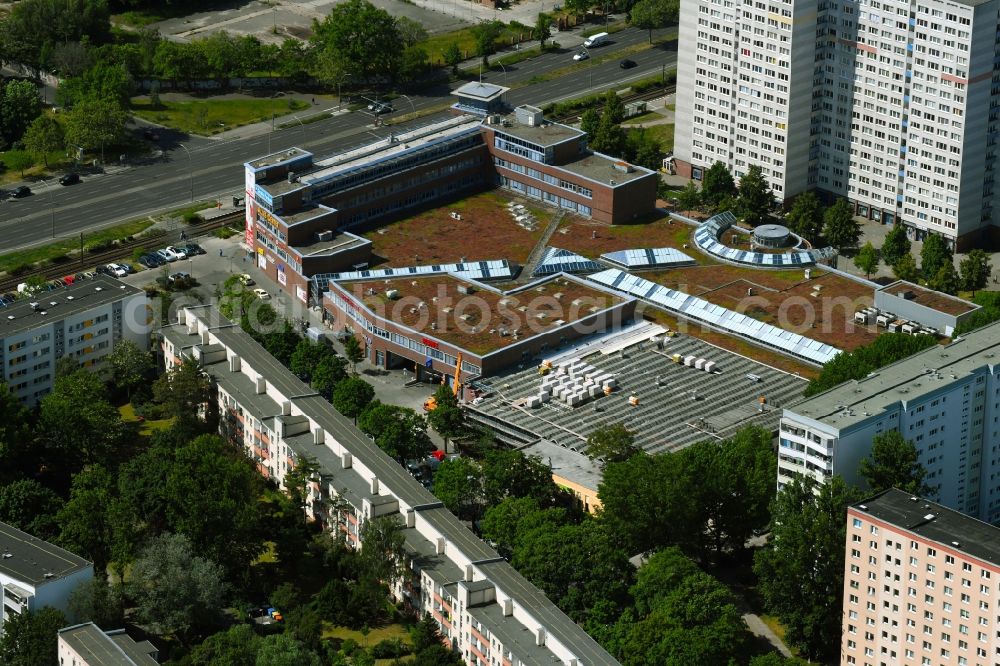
[168,272,191,284]
[105,264,127,278]
[138,254,161,269]
[59,173,80,186]
[238,274,255,286]
[156,248,179,262]
[253,288,270,300]
[619,58,637,69]
[164,245,188,260]
[11,186,30,198]
[573,51,589,61]
[182,243,205,256]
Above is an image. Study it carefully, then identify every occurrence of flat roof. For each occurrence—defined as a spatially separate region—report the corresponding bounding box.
[246,147,312,171]
[0,275,142,339]
[785,320,1000,431]
[0,521,91,584]
[853,489,1000,567]
[521,438,603,492]
[878,280,979,316]
[336,274,624,356]
[452,81,509,102]
[489,114,583,148]
[469,322,807,460]
[293,230,370,258]
[556,152,654,186]
[277,204,335,226]
[58,624,157,666]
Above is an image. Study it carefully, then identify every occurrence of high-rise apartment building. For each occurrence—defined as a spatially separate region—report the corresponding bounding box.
[675,0,1000,249]
[778,318,1000,522]
[841,489,1000,666]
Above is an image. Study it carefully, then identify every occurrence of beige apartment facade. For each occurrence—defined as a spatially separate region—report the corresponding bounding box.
[842,489,1000,666]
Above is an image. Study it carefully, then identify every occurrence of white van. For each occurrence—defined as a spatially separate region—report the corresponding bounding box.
[584,32,610,48]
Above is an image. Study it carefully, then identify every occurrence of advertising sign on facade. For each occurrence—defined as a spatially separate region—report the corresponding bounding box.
[254,184,274,208]
[258,252,267,270]
[245,200,256,247]
[421,337,439,349]
[296,285,308,303]
[277,263,286,286]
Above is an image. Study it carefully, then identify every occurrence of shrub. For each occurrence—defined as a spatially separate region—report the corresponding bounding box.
[8,263,34,276]
[371,638,408,659]
[49,253,70,264]
[182,211,204,224]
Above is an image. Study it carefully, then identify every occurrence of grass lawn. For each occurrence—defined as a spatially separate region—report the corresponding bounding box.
[1,150,69,185]
[642,123,674,153]
[622,110,666,125]
[254,541,278,565]
[131,98,310,136]
[322,622,413,646]
[118,403,174,437]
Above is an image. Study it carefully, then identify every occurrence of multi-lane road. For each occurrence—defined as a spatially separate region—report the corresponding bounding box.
[0,27,675,251]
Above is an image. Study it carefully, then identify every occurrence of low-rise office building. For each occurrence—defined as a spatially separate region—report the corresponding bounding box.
[58,623,158,666]
[841,489,1000,666]
[0,521,92,639]
[778,319,1000,522]
[874,280,980,337]
[243,89,658,303]
[0,275,149,406]
[323,272,635,388]
[160,305,619,666]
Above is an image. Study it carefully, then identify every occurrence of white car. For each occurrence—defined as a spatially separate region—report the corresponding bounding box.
[238,274,255,286]
[105,263,127,278]
[573,51,589,61]
[164,245,188,260]
[253,288,270,300]
[157,248,179,262]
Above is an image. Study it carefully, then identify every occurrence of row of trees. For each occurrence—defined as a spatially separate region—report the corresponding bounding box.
[581,91,665,170]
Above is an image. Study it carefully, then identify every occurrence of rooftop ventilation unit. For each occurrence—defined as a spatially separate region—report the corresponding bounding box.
[316,230,334,242]
[923,513,935,521]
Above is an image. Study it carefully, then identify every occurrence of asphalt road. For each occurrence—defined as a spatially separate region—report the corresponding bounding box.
[0,27,676,252]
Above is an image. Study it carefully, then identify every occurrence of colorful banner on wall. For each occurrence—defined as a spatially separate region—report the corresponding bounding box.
[277,263,286,286]
[296,285,307,303]
[244,167,257,247]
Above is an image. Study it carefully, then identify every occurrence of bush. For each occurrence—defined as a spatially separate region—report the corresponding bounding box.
[8,263,34,276]
[371,638,408,659]
[183,211,204,224]
[214,226,236,239]
[340,638,360,656]
[49,253,70,264]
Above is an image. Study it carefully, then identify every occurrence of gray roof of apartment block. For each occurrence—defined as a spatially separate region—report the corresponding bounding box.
[0,275,142,339]
[0,521,91,585]
[854,489,1000,567]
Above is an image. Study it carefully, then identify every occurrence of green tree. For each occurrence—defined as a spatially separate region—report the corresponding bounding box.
[358,401,432,461]
[22,115,64,167]
[822,198,861,252]
[396,16,428,46]
[481,496,568,560]
[471,19,503,66]
[310,0,401,84]
[426,383,465,446]
[805,333,937,396]
[289,339,329,382]
[0,606,66,666]
[880,222,911,267]
[359,515,408,587]
[699,161,736,209]
[629,547,701,616]
[38,369,130,474]
[629,0,679,43]
[591,112,625,156]
[534,13,554,49]
[5,150,34,177]
[311,354,347,398]
[734,164,773,226]
[483,449,558,508]
[399,46,429,83]
[57,61,133,109]
[255,634,322,666]
[928,261,960,295]
[332,376,375,422]
[960,248,992,296]
[68,577,124,629]
[63,97,128,164]
[0,79,41,146]
[754,476,863,661]
[853,241,880,279]
[892,253,920,282]
[859,430,931,495]
[343,334,364,373]
[784,191,823,244]
[586,423,640,466]
[106,339,152,400]
[0,479,63,540]
[189,624,262,666]
[602,90,626,125]
[57,464,116,573]
[0,0,110,71]
[580,107,600,138]
[152,358,212,438]
[512,520,632,623]
[442,42,462,75]
[920,233,953,281]
[432,457,485,520]
[673,181,701,212]
[128,533,228,644]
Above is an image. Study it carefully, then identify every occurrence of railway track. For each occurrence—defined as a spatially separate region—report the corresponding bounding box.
[0,211,243,294]
[549,84,677,123]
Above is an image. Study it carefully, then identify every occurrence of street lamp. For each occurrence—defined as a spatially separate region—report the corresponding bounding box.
[399,93,416,118]
[495,62,507,86]
[178,143,194,202]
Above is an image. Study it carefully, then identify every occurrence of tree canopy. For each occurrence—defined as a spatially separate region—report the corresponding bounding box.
[585,423,641,466]
[0,606,66,666]
[358,401,433,461]
[784,191,823,244]
[699,161,737,209]
[853,241,880,279]
[880,222,911,267]
[822,198,861,251]
[920,233,953,281]
[805,333,938,397]
[959,249,992,296]
[735,164,773,226]
[859,430,931,496]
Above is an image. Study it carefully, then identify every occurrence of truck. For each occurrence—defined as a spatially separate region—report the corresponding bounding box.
[583,32,610,48]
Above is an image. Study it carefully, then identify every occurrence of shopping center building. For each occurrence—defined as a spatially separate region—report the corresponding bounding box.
[242,85,658,303]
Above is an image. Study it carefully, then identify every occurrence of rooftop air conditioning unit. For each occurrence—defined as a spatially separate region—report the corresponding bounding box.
[316,230,334,242]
